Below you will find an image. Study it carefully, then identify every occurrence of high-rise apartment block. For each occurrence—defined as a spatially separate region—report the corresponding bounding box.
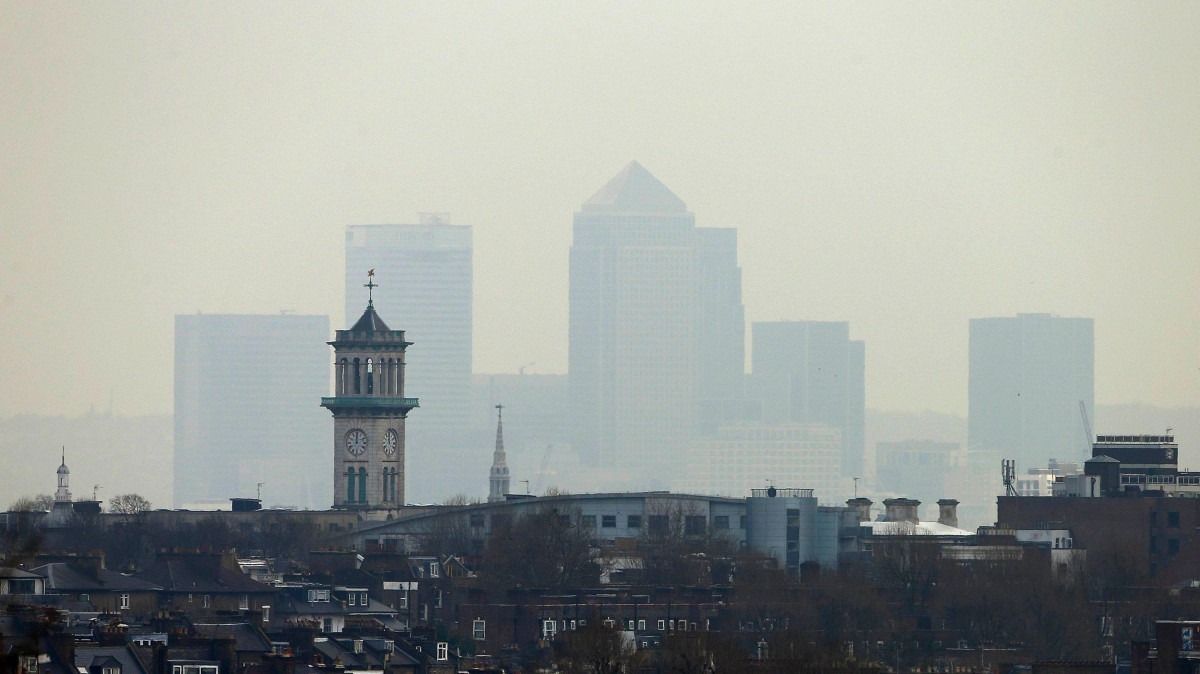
[749,321,866,477]
[174,314,330,509]
[568,162,743,484]
[968,313,1095,470]
[345,218,472,433]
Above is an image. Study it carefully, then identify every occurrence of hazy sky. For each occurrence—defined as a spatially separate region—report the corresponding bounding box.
[2,2,1197,420]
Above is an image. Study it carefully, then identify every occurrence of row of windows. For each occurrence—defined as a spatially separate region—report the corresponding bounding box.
[344,469,400,504]
[538,617,705,638]
[467,512,745,532]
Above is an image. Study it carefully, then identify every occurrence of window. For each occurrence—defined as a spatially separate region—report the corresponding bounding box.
[1169,511,1181,528]
[685,515,706,536]
[172,666,218,674]
[203,595,211,608]
[581,515,596,528]
[713,515,730,530]
[658,619,666,631]
[470,513,485,528]
[627,515,642,529]
[637,619,646,631]
[739,515,747,529]
[120,594,130,609]
[627,620,634,630]
[239,595,249,610]
[360,592,368,605]
[348,593,357,606]
[322,618,332,633]
[543,619,557,638]
[429,562,440,577]
[473,619,486,641]
[81,593,90,601]
[398,593,408,609]
[308,589,330,602]
[436,643,448,661]
[103,667,120,674]
[1169,538,1181,554]
[262,606,270,623]
[358,467,367,503]
[434,589,442,608]
[602,515,617,528]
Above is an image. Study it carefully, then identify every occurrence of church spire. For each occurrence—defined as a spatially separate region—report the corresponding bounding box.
[488,404,510,503]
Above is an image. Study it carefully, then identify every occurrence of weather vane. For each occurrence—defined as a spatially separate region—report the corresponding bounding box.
[364,269,377,305]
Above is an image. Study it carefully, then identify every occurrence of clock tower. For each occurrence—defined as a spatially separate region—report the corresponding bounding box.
[322,272,418,511]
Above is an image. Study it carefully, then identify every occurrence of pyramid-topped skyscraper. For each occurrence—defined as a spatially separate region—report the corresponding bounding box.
[569,162,744,487]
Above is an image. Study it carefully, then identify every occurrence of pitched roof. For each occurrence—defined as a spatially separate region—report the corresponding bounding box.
[75,647,149,674]
[581,161,688,214]
[349,304,391,332]
[31,563,162,592]
[193,623,272,652]
[134,560,271,594]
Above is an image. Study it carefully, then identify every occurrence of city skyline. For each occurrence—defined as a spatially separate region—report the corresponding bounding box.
[2,3,1197,426]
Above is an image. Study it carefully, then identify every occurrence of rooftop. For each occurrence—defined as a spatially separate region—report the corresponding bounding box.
[581,161,688,214]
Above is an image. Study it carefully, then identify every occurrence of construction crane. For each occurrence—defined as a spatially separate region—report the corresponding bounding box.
[532,444,554,494]
[1079,400,1093,457]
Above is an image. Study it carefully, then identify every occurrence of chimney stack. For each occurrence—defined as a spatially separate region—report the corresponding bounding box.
[845,498,873,523]
[937,499,959,528]
[882,498,920,524]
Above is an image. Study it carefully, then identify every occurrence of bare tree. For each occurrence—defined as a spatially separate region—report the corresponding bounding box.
[482,505,599,590]
[8,494,53,512]
[554,621,640,674]
[651,631,751,674]
[109,493,152,516]
[416,507,476,557]
[873,523,944,612]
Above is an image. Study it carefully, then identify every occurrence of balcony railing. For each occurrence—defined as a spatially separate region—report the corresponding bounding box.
[321,397,419,408]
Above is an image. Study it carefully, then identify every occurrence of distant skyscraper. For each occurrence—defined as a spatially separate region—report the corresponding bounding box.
[679,424,843,501]
[749,321,866,478]
[174,314,330,508]
[568,162,743,483]
[345,217,472,433]
[968,313,1095,470]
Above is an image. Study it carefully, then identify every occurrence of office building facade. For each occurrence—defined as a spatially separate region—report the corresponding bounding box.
[568,162,743,484]
[748,321,866,477]
[345,218,472,433]
[174,313,330,509]
[968,313,1094,470]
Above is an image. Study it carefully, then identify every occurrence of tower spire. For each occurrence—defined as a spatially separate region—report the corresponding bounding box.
[488,404,510,502]
[55,445,71,503]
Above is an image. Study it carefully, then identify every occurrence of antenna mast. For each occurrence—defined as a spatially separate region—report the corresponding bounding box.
[1002,459,1018,497]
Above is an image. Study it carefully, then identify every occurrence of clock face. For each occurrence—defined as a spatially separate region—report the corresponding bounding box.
[345,429,368,457]
[383,429,398,457]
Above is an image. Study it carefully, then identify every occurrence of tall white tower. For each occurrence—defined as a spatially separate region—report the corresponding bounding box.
[54,448,71,503]
[488,405,510,503]
[322,273,419,511]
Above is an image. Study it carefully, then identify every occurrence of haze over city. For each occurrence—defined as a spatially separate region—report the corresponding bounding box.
[2,4,1198,501]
